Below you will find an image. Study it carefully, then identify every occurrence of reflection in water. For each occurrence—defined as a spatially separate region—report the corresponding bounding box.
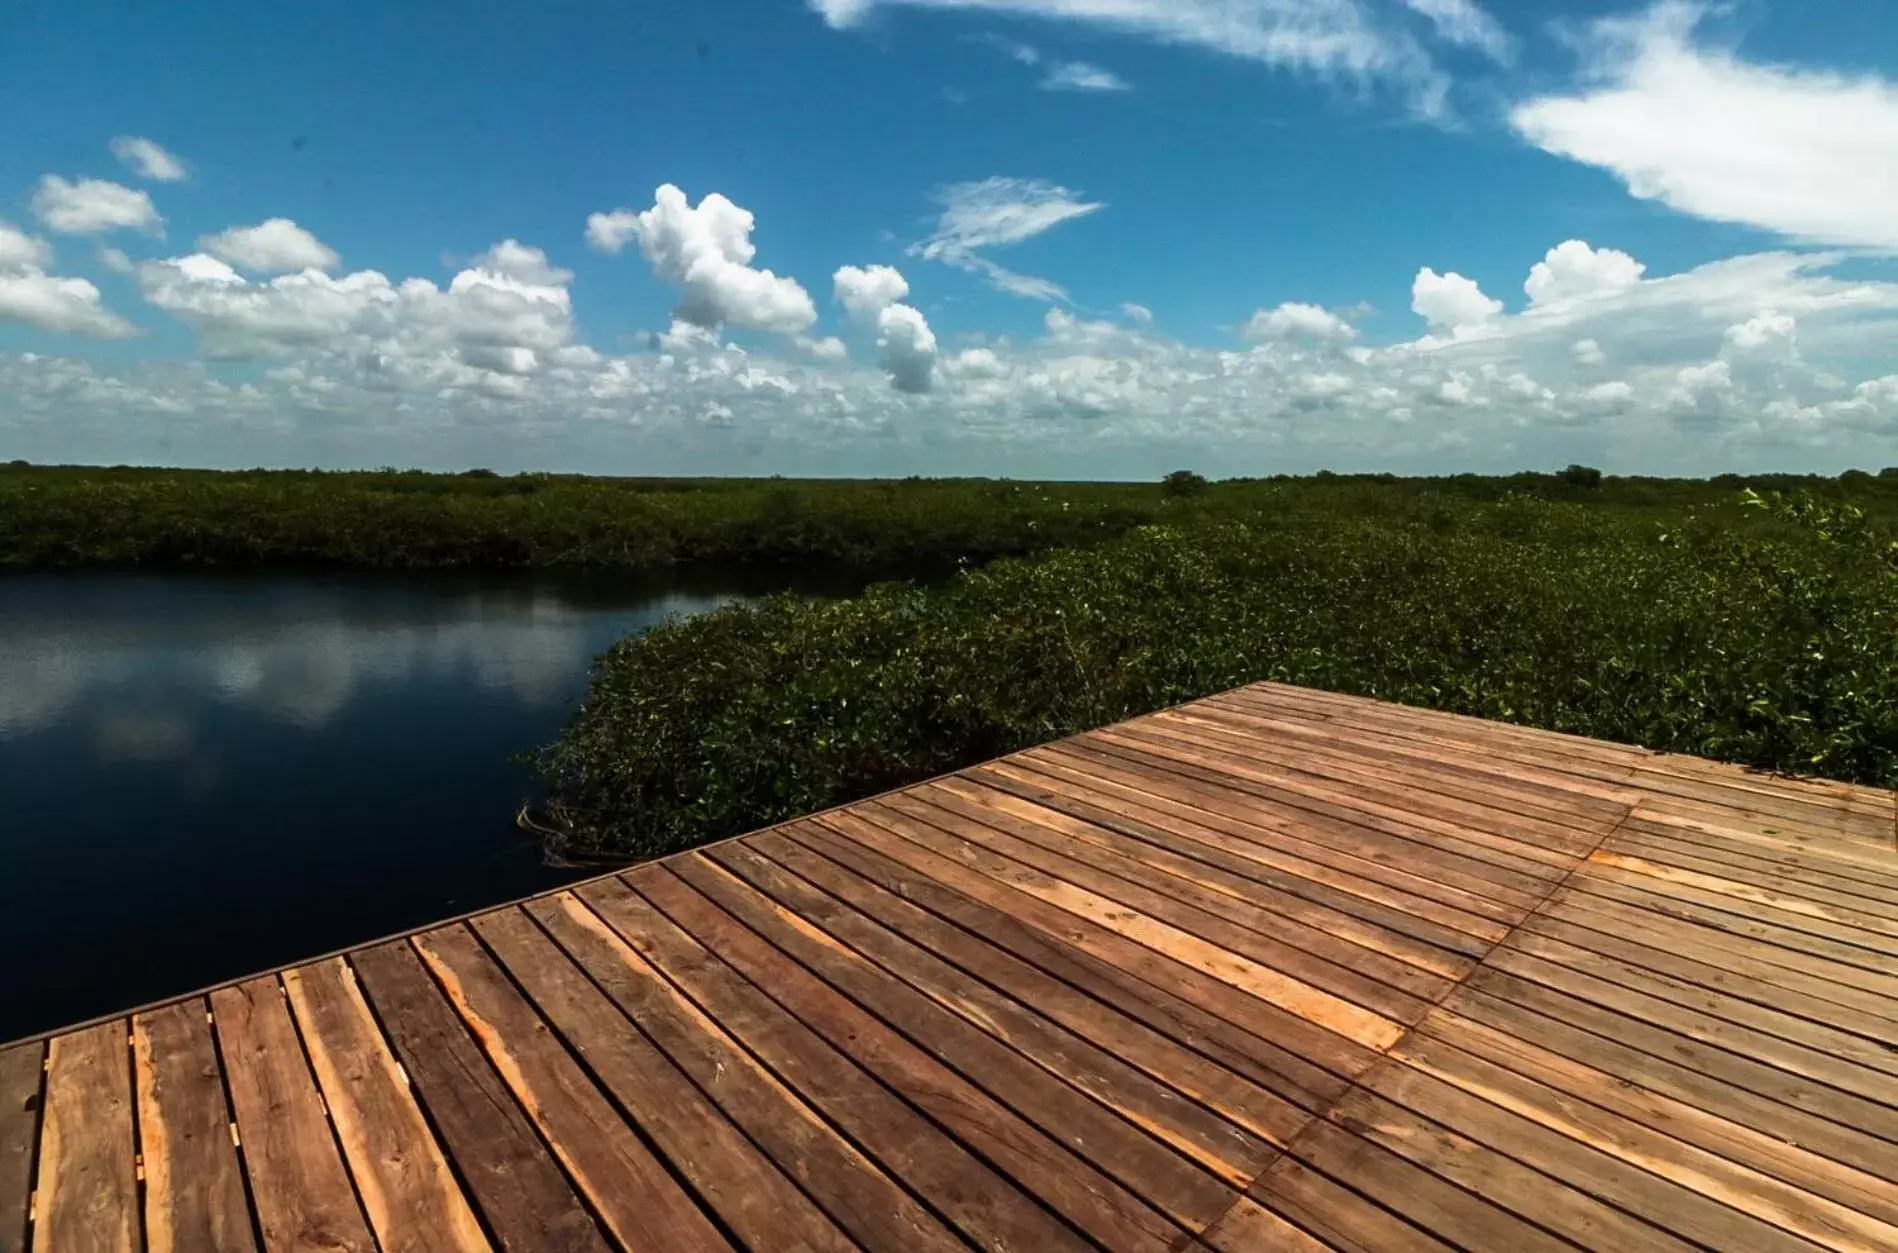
[0,581,734,739]
[0,567,869,1042]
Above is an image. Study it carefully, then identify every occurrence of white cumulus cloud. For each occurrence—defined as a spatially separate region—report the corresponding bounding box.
[1512,2,1898,251]
[109,137,188,182]
[834,263,936,392]
[1524,239,1646,307]
[587,185,816,334]
[1412,267,1502,332]
[0,222,52,270]
[833,264,910,318]
[1242,301,1358,342]
[199,218,340,273]
[30,176,163,236]
[0,219,136,337]
[0,272,140,338]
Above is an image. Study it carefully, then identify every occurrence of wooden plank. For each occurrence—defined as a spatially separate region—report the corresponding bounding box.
[1516,909,1898,1049]
[1320,1085,1700,1253]
[1265,1118,1579,1253]
[1197,693,1645,812]
[1444,981,1898,1182]
[1151,706,1620,841]
[1460,965,1898,1151]
[878,790,1415,1047]
[750,828,1313,1149]
[823,803,1383,1095]
[409,923,733,1253]
[133,1001,256,1253]
[0,1043,41,1253]
[1612,818,1898,904]
[1414,1009,1898,1234]
[1498,929,1898,1082]
[282,959,491,1253]
[1243,1149,1463,1253]
[1605,831,1898,922]
[638,859,1203,1249]
[348,941,608,1253]
[977,755,1504,956]
[1569,872,1898,987]
[951,769,1477,983]
[707,838,1277,1186]
[1588,850,1898,950]
[1481,945,1898,1113]
[671,850,1245,1230]
[1090,724,1585,875]
[919,777,1453,1011]
[1067,732,1569,893]
[1537,887,1898,1025]
[32,1023,137,1253]
[212,977,376,1253]
[785,819,1353,1121]
[508,892,972,1253]
[1362,1059,1822,1253]
[1391,1030,1889,1251]
[1024,743,1537,924]
[1193,1196,1333,1253]
[1624,810,1898,884]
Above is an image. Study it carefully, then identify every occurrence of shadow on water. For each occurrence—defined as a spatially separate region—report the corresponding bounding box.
[0,561,915,1042]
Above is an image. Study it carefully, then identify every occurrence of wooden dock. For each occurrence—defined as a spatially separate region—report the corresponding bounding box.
[6,682,1897,1252]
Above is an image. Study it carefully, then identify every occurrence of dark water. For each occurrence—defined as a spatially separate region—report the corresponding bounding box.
[0,565,875,1043]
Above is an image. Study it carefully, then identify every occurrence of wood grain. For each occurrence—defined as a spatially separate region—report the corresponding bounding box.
[282,959,489,1252]
[134,1001,256,1253]
[33,1023,137,1253]
[0,1043,41,1253]
[212,977,376,1253]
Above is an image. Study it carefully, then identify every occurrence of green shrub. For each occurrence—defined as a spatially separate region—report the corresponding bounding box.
[531,489,1898,860]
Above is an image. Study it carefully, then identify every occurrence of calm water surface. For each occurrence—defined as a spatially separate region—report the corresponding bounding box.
[0,566,868,1042]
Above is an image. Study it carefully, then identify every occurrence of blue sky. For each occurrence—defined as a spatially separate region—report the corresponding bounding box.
[4,0,1898,477]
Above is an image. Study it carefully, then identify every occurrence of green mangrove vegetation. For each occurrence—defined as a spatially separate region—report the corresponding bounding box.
[531,477,1898,861]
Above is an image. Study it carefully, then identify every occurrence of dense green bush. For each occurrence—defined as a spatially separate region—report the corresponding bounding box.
[532,488,1898,861]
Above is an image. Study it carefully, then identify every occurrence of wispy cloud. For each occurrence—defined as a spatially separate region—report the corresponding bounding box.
[1400,0,1513,63]
[109,136,188,182]
[911,177,1104,302]
[1041,61,1130,92]
[810,0,1513,119]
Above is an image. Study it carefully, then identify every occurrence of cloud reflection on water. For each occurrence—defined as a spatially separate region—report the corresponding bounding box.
[0,579,736,740]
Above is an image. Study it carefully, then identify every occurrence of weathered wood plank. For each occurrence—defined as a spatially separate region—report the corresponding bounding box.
[0,1042,42,1253]
[630,860,1197,1251]
[927,776,1461,1000]
[750,828,1312,1149]
[1266,1118,1581,1253]
[785,820,1349,1124]
[410,922,733,1253]
[1413,1009,1898,1233]
[1022,742,1537,924]
[282,959,490,1253]
[1320,1082,1702,1253]
[212,977,376,1253]
[349,941,608,1253]
[974,756,1502,958]
[504,894,937,1253]
[133,1001,256,1253]
[708,838,1277,1186]
[33,1023,137,1253]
